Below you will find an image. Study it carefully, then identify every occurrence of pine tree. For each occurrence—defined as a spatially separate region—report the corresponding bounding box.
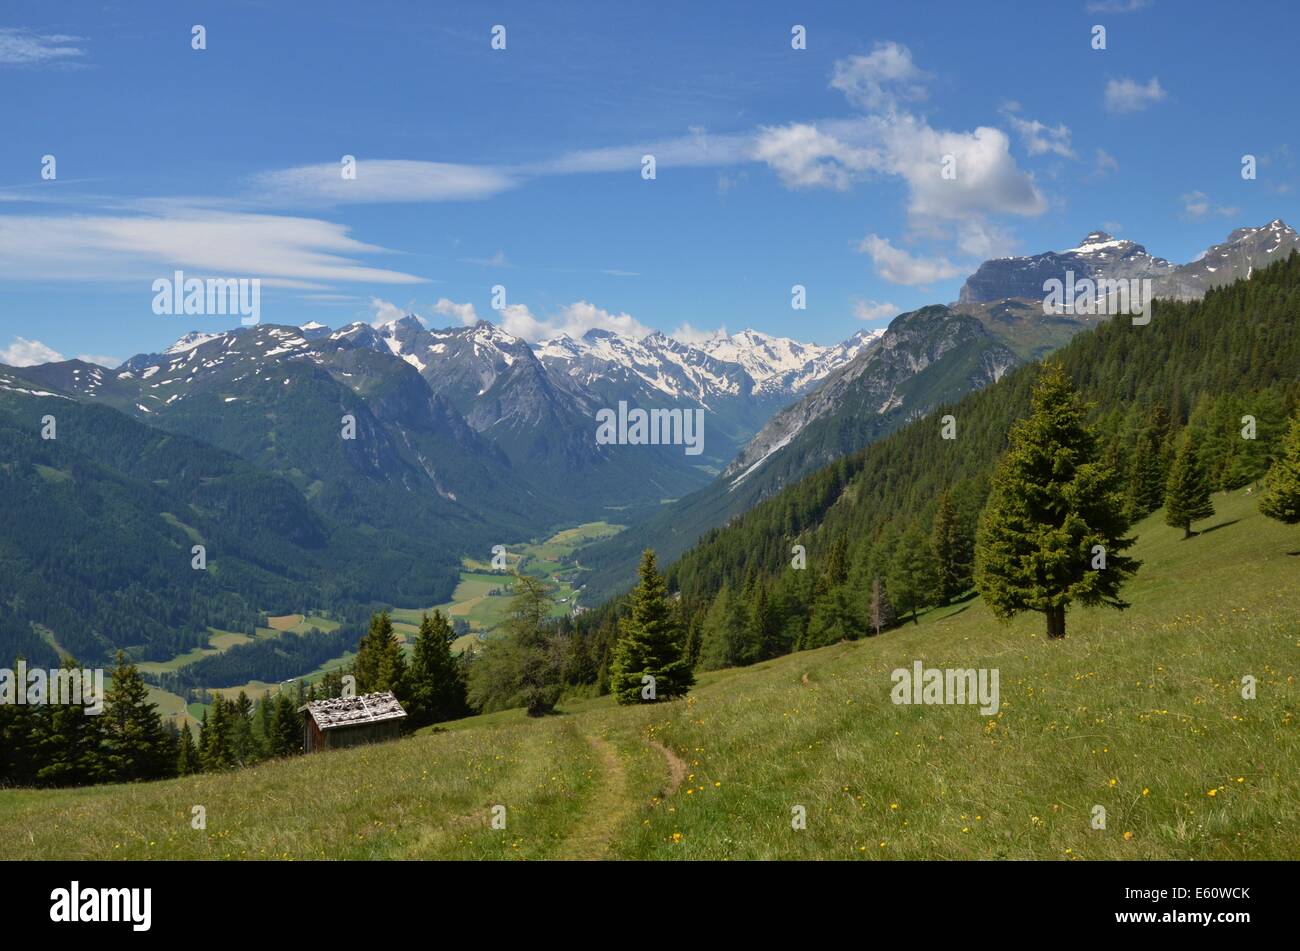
[466,574,564,717]
[868,577,896,636]
[931,491,973,604]
[610,550,695,703]
[888,527,937,624]
[230,690,257,766]
[354,611,406,696]
[176,722,198,776]
[103,651,174,782]
[804,582,864,646]
[975,363,1139,638]
[406,611,469,727]
[202,695,235,771]
[1164,430,1216,538]
[1259,414,1300,524]
[269,693,301,756]
[698,582,758,667]
[32,656,106,786]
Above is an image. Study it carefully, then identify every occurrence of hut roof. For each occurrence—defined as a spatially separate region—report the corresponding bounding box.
[301,691,407,731]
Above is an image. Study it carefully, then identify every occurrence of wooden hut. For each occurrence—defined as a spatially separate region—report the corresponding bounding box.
[301,691,407,753]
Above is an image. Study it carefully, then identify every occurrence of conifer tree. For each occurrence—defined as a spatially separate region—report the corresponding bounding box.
[354,611,406,696]
[698,582,757,667]
[466,574,564,716]
[610,550,695,703]
[1259,414,1300,524]
[269,693,301,756]
[1164,430,1216,538]
[33,656,106,786]
[975,364,1139,638]
[202,695,235,771]
[406,611,469,727]
[176,722,198,776]
[103,651,174,781]
[869,577,896,636]
[931,491,973,604]
[888,527,937,624]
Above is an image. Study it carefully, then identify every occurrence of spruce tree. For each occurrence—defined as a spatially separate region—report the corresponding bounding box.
[610,550,695,703]
[407,611,469,727]
[176,722,198,776]
[1164,430,1216,538]
[975,363,1139,638]
[931,491,973,604]
[33,656,106,786]
[103,651,174,782]
[888,527,937,624]
[355,611,406,696]
[869,577,896,636]
[1259,414,1300,525]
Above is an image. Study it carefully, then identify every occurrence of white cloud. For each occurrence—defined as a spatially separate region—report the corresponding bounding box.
[1093,148,1120,177]
[852,299,898,322]
[1181,191,1238,220]
[76,353,121,368]
[1086,0,1151,12]
[0,28,84,66]
[830,42,930,111]
[1104,77,1166,113]
[1000,104,1076,158]
[876,114,1047,220]
[432,298,480,326]
[252,160,516,205]
[0,208,427,287]
[752,123,877,190]
[856,234,965,286]
[429,298,653,342]
[954,219,1018,258]
[369,297,409,326]
[1,337,63,366]
[670,322,726,345]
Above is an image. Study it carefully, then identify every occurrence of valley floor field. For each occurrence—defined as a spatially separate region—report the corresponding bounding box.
[146,522,623,730]
[2,492,1294,860]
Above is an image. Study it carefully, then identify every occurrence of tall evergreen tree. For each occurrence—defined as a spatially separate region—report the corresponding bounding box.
[975,364,1139,638]
[1164,430,1216,538]
[1259,414,1300,525]
[868,576,896,636]
[406,611,469,727]
[354,611,406,695]
[176,722,198,776]
[33,656,106,786]
[888,527,937,624]
[103,651,174,782]
[467,574,564,716]
[931,491,973,604]
[610,550,695,703]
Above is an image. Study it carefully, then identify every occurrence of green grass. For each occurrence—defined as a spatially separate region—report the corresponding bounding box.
[3,493,1293,860]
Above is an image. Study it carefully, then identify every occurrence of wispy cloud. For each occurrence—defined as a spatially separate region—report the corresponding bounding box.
[1104,77,1166,113]
[852,299,898,322]
[1000,102,1075,158]
[856,234,965,286]
[251,160,516,205]
[1181,190,1238,220]
[0,28,85,67]
[0,207,428,287]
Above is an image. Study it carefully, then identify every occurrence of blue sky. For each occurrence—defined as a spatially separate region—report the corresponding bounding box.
[1,0,1296,366]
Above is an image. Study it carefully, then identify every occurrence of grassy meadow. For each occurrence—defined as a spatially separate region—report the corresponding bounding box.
[1,491,1294,860]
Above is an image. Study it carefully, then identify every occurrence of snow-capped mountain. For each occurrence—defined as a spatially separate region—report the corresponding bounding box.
[959,220,1299,304]
[959,232,1176,304]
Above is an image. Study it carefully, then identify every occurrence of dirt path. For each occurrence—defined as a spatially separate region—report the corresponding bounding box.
[552,734,634,860]
[647,738,687,795]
